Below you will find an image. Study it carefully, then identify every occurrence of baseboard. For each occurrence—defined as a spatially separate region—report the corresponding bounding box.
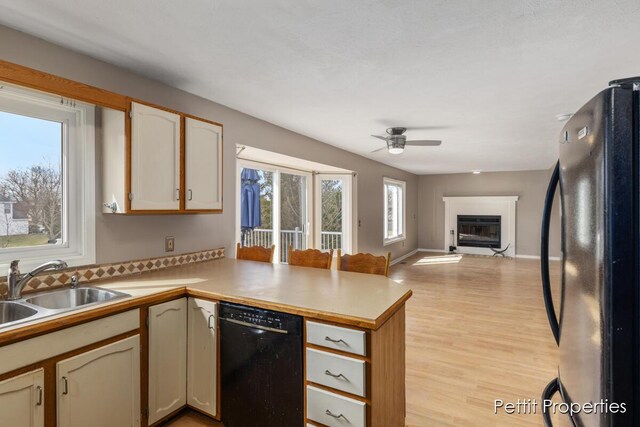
[516,254,561,261]
[417,248,449,253]
[390,249,419,265]
[414,249,561,262]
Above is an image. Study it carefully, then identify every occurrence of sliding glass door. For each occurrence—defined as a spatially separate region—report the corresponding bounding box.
[315,175,351,254]
[279,172,309,262]
[238,161,311,263]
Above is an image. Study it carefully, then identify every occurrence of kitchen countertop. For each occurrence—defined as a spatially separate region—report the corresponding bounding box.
[1,258,412,344]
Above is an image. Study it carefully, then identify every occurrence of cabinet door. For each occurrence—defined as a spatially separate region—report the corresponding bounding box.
[148,298,187,424]
[185,117,223,210]
[130,101,181,211]
[187,298,217,416]
[0,369,44,427]
[57,336,140,427]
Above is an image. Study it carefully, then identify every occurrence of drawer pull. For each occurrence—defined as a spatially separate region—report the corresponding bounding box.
[325,409,348,420]
[324,369,349,381]
[325,336,348,346]
[35,386,43,406]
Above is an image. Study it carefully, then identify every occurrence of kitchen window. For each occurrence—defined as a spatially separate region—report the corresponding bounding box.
[383,177,405,245]
[0,82,95,270]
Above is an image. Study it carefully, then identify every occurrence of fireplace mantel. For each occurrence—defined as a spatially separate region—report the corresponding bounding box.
[442,196,519,257]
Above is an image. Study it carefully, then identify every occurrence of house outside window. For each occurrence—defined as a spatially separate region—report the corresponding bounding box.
[0,82,95,270]
[383,177,406,245]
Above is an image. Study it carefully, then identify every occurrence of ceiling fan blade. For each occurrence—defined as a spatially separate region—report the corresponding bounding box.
[405,140,442,146]
[371,135,388,141]
[370,146,388,153]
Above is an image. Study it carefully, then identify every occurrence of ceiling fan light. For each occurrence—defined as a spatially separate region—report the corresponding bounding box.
[388,147,404,154]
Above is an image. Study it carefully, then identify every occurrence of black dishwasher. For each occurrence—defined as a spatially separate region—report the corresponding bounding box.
[220,301,303,427]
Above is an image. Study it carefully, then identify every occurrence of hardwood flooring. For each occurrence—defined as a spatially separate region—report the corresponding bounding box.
[166,252,563,427]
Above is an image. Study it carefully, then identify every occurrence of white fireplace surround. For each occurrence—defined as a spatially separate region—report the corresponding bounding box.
[443,196,519,257]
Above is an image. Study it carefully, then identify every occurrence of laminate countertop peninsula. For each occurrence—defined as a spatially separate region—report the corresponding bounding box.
[0,257,413,345]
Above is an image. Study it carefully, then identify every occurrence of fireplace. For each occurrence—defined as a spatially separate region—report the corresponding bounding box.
[457,215,501,248]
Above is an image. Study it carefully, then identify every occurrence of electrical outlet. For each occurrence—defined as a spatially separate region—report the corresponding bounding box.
[165,236,175,252]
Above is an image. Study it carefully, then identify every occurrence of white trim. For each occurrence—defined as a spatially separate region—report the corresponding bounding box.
[443,195,519,257]
[417,248,449,253]
[383,177,406,245]
[390,249,419,265]
[516,254,561,261]
[0,82,95,271]
[442,196,519,202]
[314,174,352,253]
[236,159,313,263]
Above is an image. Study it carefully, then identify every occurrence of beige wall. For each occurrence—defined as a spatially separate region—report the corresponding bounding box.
[0,25,418,263]
[418,169,561,257]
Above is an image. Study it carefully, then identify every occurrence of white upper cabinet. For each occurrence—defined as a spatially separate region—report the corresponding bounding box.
[187,298,218,417]
[185,117,223,211]
[56,336,141,427]
[148,298,187,424]
[130,101,181,211]
[0,369,44,427]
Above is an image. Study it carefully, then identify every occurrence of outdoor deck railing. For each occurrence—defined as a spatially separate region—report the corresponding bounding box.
[243,229,343,262]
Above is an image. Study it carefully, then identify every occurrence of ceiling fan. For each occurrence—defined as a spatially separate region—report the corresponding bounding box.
[371,127,442,154]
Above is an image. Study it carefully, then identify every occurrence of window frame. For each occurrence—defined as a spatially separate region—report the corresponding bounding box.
[0,82,95,272]
[383,177,406,246]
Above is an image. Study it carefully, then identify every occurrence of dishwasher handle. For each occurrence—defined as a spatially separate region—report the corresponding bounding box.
[221,317,288,334]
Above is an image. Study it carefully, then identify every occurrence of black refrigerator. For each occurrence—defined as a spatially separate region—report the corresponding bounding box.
[540,78,640,426]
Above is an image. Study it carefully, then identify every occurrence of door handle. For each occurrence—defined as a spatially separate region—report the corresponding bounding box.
[61,376,69,395]
[541,377,560,427]
[176,188,180,200]
[325,409,348,420]
[188,189,193,201]
[324,370,348,381]
[35,386,43,406]
[541,161,560,345]
[208,314,215,329]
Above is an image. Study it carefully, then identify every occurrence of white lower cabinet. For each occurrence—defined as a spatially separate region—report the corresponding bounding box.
[0,368,44,427]
[148,298,187,424]
[307,385,366,427]
[57,335,141,427]
[187,298,217,417]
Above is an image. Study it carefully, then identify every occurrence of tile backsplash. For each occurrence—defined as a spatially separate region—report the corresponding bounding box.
[0,247,225,297]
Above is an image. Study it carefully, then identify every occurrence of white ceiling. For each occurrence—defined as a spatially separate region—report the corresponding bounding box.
[1,0,639,174]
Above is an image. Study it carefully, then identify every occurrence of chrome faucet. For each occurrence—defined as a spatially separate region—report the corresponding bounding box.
[7,259,68,300]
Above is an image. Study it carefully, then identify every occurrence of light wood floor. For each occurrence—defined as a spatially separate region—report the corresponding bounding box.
[166,252,563,427]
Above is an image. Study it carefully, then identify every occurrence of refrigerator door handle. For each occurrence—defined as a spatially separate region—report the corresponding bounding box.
[541,161,560,345]
[541,377,560,427]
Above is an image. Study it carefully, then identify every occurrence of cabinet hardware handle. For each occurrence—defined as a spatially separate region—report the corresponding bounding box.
[208,314,215,329]
[325,336,348,345]
[62,376,68,395]
[35,386,43,406]
[325,409,347,420]
[324,370,348,381]
[176,188,180,200]
[188,189,193,201]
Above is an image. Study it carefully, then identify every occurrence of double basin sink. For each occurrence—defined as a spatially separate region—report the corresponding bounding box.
[0,287,130,329]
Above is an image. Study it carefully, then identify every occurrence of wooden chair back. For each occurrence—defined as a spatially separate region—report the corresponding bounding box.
[236,243,275,263]
[288,246,333,269]
[337,250,391,277]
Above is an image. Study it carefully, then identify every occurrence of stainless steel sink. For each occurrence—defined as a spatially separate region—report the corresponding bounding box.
[0,287,130,330]
[24,287,129,310]
[0,301,38,327]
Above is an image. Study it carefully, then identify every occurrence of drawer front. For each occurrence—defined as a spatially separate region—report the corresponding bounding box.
[306,321,366,356]
[306,348,365,397]
[307,385,366,427]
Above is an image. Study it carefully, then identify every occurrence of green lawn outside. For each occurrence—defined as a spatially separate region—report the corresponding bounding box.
[0,234,50,248]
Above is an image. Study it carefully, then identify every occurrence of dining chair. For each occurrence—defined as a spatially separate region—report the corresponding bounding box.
[287,246,333,269]
[336,249,391,277]
[236,243,275,263]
